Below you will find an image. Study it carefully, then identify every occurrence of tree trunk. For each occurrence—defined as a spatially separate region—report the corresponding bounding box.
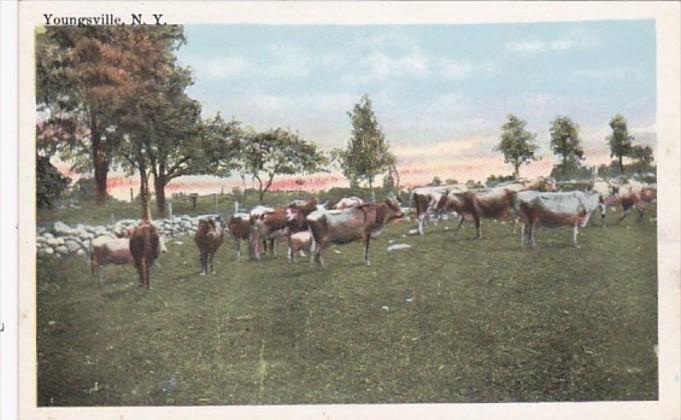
[92,128,109,206]
[258,188,265,203]
[514,163,520,179]
[619,155,624,174]
[139,170,151,221]
[154,175,167,218]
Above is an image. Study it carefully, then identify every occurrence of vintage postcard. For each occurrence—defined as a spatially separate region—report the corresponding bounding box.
[9,1,681,419]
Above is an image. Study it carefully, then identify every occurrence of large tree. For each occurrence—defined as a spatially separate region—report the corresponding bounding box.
[36,26,186,206]
[550,116,584,165]
[629,144,655,173]
[335,95,396,194]
[36,155,71,209]
[495,114,538,178]
[606,114,634,174]
[239,128,327,203]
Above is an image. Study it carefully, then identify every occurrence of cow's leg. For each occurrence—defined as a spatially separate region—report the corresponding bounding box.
[287,237,294,263]
[200,252,206,275]
[635,203,645,223]
[453,215,465,238]
[520,223,526,249]
[210,252,216,274]
[270,238,276,256]
[616,206,630,225]
[417,213,426,236]
[474,213,482,239]
[572,225,580,248]
[312,240,329,268]
[97,266,105,288]
[363,234,372,266]
[235,238,241,261]
[530,221,538,249]
[600,204,607,228]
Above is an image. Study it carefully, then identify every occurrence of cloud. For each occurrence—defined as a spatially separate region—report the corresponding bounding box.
[367,52,430,80]
[198,57,248,78]
[505,29,599,54]
[573,68,637,81]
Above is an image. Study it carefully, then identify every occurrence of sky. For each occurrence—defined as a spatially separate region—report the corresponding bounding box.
[107,20,657,199]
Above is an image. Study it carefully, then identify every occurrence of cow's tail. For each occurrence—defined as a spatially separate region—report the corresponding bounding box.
[89,242,96,276]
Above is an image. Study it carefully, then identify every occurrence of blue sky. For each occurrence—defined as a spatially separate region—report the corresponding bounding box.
[174,20,656,185]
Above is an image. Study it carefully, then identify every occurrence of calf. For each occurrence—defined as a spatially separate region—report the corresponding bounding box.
[287,230,315,263]
[250,199,318,261]
[227,213,251,261]
[515,191,600,248]
[129,222,161,289]
[306,197,404,267]
[435,187,516,239]
[195,218,224,275]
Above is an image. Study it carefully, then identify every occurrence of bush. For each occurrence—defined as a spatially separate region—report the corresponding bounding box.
[36,155,71,209]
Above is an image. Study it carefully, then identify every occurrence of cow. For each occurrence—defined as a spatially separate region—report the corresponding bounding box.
[89,235,167,287]
[129,221,161,289]
[605,181,657,225]
[306,197,404,267]
[514,190,601,248]
[227,213,251,261]
[287,230,315,263]
[195,217,224,275]
[435,187,517,239]
[410,184,467,235]
[332,196,364,209]
[249,199,318,261]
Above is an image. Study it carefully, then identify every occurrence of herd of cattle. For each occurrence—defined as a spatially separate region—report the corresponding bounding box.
[88,176,656,289]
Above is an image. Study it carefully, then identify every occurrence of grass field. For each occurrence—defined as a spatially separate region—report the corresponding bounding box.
[36,205,658,405]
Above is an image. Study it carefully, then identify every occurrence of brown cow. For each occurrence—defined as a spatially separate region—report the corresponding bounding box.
[195,218,224,275]
[227,213,251,261]
[128,221,161,289]
[306,197,404,267]
[435,187,516,239]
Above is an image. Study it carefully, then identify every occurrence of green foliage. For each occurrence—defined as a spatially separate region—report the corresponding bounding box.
[495,114,538,178]
[606,114,634,174]
[549,159,593,181]
[430,176,442,186]
[550,116,584,164]
[629,144,655,172]
[335,95,396,191]
[238,128,328,202]
[485,174,515,187]
[36,155,71,209]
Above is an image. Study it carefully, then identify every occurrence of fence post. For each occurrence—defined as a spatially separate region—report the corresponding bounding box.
[214,193,218,213]
[234,201,239,214]
[130,188,134,203]
[168,201,173,218]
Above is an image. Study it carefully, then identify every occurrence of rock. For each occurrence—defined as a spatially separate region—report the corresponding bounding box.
[408,229,419,235]
[46,237,59,247]
[76,249,86,257]
[53,221,73,235]
[387,244,412,252]
[44,247,54,256]
[65,240,81,253]
[55,245,68,255]
[43,232,54,239]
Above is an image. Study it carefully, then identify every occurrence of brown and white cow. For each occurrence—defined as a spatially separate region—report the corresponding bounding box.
[249,199,318,261]
[306,197,404,267]
[287,230,315,263]
[410,184,467,235]
[195,217,224,275]
[604,181,657,225]
[435,187,517,239]
[129,221,161,289]
[515,191,601,248]
[227,213,251,261]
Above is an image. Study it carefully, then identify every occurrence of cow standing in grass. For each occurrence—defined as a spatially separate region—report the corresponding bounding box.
[250,199,318,261]
[195,217,224,275]
[410,184,467,236]
[306,197,404,267]
[515,191,601,248]
[435,188,517,239]
[129,220,161,289]
[604,181,657,226]
[227,213,251,261]
[90,234,167,287]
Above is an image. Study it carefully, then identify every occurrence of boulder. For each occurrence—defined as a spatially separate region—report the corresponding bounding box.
[44,247,54,256]
[54,245,68,255]
[65,240,81,253]
[53,221,73,235]
[76,249,86,257]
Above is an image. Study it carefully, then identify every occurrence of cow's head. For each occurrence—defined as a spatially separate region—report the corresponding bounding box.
[285,207,307,228]
[383,197,404,221]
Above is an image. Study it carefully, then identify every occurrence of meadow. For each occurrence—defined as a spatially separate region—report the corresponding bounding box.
[36,201,658,405]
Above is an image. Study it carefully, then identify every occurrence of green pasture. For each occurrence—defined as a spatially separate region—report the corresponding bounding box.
[37,205,658,405]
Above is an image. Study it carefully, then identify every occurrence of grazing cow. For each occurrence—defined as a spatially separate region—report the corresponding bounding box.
[332,196,364,210]
[194,218,224,275]
[410,185,467,235]
[306,197,404,267]
[515,191,601,248]
[129,221,161,289]
[227,213,251,261]
[605,181,657,225]
[435,187,517,239]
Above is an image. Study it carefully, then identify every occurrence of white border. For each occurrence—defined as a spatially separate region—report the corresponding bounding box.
[1,1,19,420]
[16,2,681,420]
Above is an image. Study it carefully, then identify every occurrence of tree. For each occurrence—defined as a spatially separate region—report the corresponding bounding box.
[36,26,186,206]
[430,176,442,186]
[36,155,71,209]
[550,116,584,165]
[629,144,654,173]
[336,95,396,194]
[239,128,327,202]
[495,114,538,178]
[606,114,634,174]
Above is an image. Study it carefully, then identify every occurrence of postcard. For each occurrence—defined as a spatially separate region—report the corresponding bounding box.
[7,1,680,419]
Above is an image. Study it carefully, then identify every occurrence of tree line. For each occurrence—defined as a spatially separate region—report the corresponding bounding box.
[36,26,654,213]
